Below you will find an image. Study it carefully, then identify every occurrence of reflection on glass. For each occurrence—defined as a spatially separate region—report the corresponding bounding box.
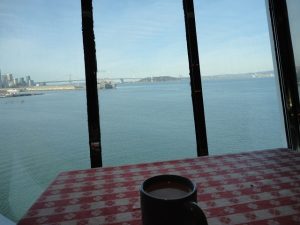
[0,0,88,221]
[286,0,300,98]
[194,0,287,154]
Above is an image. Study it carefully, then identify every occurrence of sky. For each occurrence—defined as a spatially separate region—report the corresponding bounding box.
[0,0,275,81]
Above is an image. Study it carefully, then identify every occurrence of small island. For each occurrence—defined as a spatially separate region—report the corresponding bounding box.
[138,76,181,83]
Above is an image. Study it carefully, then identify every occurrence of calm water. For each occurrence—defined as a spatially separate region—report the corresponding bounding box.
[0,78,287,221]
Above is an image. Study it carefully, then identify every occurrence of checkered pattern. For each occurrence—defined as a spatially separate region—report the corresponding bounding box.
[18,148,300,225]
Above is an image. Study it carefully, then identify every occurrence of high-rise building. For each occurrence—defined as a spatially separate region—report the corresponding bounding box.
[28,79,34,87]
[26,76,31,85]
[13,78,19,86]
[0,70,2,88]
[7,74,13,82]
[19,77,25,86]
[2,75,8,88]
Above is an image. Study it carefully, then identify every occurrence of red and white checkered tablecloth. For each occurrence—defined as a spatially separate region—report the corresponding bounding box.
[18,148,300,225]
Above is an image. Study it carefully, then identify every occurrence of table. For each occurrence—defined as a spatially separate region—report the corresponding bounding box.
[18,148,300,225]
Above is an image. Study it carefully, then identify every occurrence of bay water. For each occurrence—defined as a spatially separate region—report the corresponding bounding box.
[0,78,287,221]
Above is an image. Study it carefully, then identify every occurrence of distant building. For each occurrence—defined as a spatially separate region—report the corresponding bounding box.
[0,73,36,88]
[8,81,15,87]
[7,74,13,82]
[13,78,19,86]
[36,82,46,86]
[19,77,25,86]
[28,79,34,86]
[26,76,31,85]
[2,75,8,88]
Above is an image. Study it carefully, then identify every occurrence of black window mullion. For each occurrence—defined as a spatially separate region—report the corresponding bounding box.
[183,0,208,156]
[268,0,300,151]
[81,0,102,167]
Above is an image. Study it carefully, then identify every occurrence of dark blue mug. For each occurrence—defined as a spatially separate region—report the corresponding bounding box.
[140,174,208,225]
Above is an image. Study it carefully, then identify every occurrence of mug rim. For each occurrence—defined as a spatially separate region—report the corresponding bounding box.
[140,174,196,201]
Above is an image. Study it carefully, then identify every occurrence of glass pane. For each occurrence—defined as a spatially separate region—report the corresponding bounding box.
[0,0,89,222]
[94,0,196,166]
[195,0,287,154]
[286,0,300,98]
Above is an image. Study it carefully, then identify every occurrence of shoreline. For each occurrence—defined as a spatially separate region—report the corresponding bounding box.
[0,85,82,98]
[26,85,82,91]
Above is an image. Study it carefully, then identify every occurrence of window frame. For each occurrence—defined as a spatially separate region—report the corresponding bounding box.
[82,0,300,167]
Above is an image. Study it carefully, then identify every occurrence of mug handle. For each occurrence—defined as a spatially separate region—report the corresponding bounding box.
[184,202,208,225]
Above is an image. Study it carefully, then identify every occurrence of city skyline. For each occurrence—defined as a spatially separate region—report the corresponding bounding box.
[0,71,35,88]
[0,0,274,81]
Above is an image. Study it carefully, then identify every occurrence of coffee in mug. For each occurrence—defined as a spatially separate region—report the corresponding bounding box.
[140,174,208,225]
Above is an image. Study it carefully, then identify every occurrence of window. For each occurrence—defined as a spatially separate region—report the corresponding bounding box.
[0,0,292,222]
[195,0,287,154]
[94,0,197,165]
[0,0,88,221]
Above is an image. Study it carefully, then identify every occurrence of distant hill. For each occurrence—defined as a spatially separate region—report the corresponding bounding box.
[138,76,180,82]
[202,70,274,80]
[137,71,276,83]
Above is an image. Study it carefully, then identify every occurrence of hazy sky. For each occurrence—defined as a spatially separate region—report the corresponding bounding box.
[0,0,274,81]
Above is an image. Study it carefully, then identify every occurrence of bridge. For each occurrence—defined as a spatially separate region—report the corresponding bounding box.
[35,77,140,84]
